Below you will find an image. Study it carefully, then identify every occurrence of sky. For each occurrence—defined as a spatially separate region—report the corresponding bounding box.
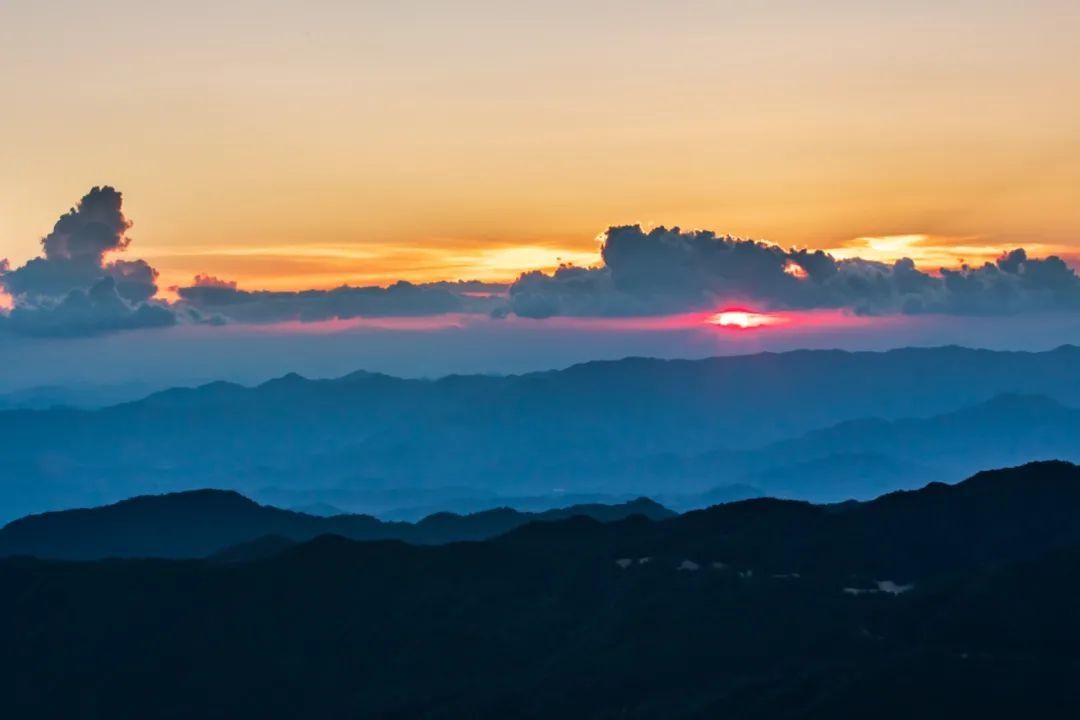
[2,1,1080,388]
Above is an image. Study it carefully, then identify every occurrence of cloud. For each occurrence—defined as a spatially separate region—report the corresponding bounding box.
[107,259,160,304]
[0,277,175,338]
[190,274,238,290]
[5,192,1079,337]
[506,225,1080,318]
[1,186,507,333]
[0,187,176,337]
[176,278,505,324]
[41,186,131,260]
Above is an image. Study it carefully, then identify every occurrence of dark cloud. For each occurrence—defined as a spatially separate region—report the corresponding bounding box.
[41,185,130,260]
[506,225,1080,318]
[108,259,160,304]
[0,187,175,337]
[0,277,175,338]
[177,279,505,323]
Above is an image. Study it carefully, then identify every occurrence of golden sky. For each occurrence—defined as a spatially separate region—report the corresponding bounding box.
[3,0,1079,292]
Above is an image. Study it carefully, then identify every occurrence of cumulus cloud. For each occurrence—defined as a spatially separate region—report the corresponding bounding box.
[176,279,505,323]
[0,187,176,337]
[1,277,175,338]
[506,225,1080,318]
[107,259,160,304]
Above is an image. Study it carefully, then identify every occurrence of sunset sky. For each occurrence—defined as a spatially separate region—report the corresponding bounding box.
[4,0,1080,292]
[3,1,1080,388]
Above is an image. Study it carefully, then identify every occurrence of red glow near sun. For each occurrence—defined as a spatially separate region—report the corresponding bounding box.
[707,310,782,330]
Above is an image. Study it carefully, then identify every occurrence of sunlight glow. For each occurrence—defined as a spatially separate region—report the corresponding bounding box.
[707,310,783,330]
[143,241,600,295]
[829,234,985,268]
[783,260,808,278]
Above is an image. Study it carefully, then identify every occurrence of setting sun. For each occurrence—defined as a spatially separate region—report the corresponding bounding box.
[707,310,782,330]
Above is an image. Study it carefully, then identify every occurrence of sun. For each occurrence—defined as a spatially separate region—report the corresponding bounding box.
[707,310,781,330]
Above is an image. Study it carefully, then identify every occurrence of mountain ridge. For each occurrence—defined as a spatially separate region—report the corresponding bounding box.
[51,344,1080,412]
[4,345,1080,522]
[0,491,675,560]
[4,462,1080,718]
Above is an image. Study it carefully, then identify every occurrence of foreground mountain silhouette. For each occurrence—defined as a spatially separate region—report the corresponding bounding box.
[0,492,674,560]
[3,462,1080,719]
[4,345,1080,521]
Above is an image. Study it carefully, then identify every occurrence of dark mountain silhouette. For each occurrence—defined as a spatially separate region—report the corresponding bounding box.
[4,345,1080,521]
[208,534,297,563]
[0,491,674,560]
[2,462,1080,719]
[288,501,348,517]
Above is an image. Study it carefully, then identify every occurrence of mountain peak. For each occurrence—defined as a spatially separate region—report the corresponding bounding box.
[258,372,309,389]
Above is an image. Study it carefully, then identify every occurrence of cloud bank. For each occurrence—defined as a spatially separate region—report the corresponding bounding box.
[507,226,1080,318]
[4,188,1079,338]
[176,279,504,324]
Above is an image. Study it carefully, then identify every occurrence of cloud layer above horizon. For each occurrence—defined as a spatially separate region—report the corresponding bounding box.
[3,188,1080,338]
[507,226,1080,319]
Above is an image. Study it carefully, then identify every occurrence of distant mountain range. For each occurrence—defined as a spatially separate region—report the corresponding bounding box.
[3,345,1080,520]
[0,380,165,410]
[658,391,1080,503]
[0,491,674,560]
[3,461,1080,718]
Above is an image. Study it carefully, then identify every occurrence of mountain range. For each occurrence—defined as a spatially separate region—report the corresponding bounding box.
[0,381,164,411]
[3,345,1079,520]
[3,461,1080,718]
[0,492,673,560]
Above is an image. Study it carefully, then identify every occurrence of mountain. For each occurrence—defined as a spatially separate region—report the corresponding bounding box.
[0,491,674,560]
[288,501,348,517]
[672,392,1080,503]
[0,381,163,410]
[2,462,1080,719]
[498,460,1080,579]
[3,345,1080,521]
[767,393,1080,467]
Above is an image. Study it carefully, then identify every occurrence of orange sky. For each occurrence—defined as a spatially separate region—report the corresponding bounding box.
[3,1,1080,293]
